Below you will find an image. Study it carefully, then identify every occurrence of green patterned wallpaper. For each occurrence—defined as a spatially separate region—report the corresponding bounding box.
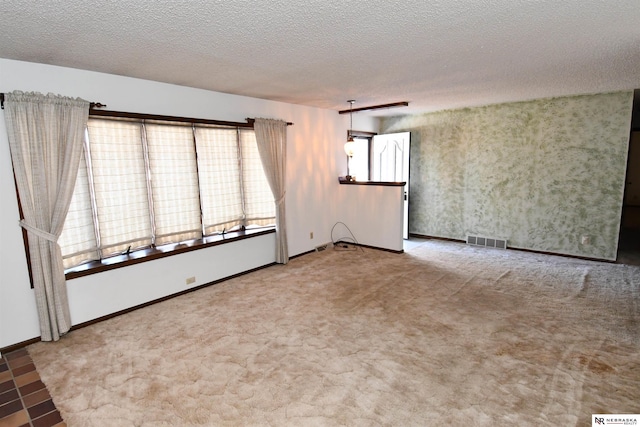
[381,92,633,260]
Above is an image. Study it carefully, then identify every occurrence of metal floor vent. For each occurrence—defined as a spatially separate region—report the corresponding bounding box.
[315,244,328,252]
[466,235,507,249]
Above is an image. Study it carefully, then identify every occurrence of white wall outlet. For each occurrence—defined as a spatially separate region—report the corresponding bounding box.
[581,235,591,245]
[310,231,314,239]
[186,276,196,285]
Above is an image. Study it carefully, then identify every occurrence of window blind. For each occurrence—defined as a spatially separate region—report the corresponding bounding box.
[59,117,275,269]
[86,119,153,256]
[58,147,99,266]
[240,129,276,226]
[145,123,201,245]
[195,127,244,234]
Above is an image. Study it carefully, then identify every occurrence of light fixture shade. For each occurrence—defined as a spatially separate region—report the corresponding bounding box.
[344,138,356,157]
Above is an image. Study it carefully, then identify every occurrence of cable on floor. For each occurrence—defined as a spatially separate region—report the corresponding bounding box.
[331,222,364,252]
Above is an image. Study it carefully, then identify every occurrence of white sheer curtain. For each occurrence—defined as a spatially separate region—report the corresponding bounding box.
[254,118,288,264]
[4,91,89,341]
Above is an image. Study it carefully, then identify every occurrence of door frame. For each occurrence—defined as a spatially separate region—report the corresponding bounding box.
[372,132,411,239]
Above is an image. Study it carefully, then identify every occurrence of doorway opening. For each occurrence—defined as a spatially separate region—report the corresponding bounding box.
[346,130,411,240]
[618,88,640,265]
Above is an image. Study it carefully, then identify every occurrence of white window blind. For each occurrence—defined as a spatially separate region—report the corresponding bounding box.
[60,117,275,269]
[145,123,201,245]
[87,119,153,256]
[195,127,244,235]
[58,148,99,267]
[240,129,276,226]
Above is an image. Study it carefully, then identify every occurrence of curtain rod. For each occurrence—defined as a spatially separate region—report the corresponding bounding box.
[90,108,257,128]
[0,94,104,110]
[1,95,293,127]
[0,93,102,111]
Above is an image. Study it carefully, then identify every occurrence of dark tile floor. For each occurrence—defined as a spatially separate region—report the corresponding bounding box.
[0,348,64,427]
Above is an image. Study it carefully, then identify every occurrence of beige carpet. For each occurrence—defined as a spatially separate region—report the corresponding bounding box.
[28,240,640,426]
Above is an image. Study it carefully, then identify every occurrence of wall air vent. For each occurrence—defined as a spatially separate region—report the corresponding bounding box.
[466,235,507,249]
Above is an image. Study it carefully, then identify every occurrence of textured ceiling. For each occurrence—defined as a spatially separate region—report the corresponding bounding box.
[1,0,639,116]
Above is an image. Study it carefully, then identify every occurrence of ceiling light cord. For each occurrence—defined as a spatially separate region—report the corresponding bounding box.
[348,100,354,139]
[343,100,357,179]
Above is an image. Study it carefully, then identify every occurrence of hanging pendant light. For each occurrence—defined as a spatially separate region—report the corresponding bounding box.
[344,100,356,180]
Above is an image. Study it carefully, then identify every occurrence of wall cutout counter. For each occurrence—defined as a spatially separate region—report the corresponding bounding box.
[336,177,405,252]
[338,176,406,187]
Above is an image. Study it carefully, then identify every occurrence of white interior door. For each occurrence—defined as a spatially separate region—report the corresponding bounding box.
[372,132,411,239]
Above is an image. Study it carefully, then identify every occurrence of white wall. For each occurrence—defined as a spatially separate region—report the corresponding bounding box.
[334,184,405,251]
[67,235,276,325]
[0,58,381,349]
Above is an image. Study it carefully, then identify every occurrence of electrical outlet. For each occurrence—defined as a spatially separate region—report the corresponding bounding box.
[581,235,591,245]
[186,276,196,285]
[310,231,314,239]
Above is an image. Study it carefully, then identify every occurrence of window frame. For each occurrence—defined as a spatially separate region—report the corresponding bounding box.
[60,109,275,279]
[347,130,377,181]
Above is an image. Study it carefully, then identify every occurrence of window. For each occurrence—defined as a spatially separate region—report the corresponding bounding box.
[349,138,370,181]
[59,116,275,270]
[347,131,376,181]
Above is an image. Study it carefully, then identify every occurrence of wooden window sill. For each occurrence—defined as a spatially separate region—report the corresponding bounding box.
[65,227,275,280]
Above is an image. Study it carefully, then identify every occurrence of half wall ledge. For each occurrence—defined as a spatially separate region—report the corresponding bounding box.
[338,177,406,186]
